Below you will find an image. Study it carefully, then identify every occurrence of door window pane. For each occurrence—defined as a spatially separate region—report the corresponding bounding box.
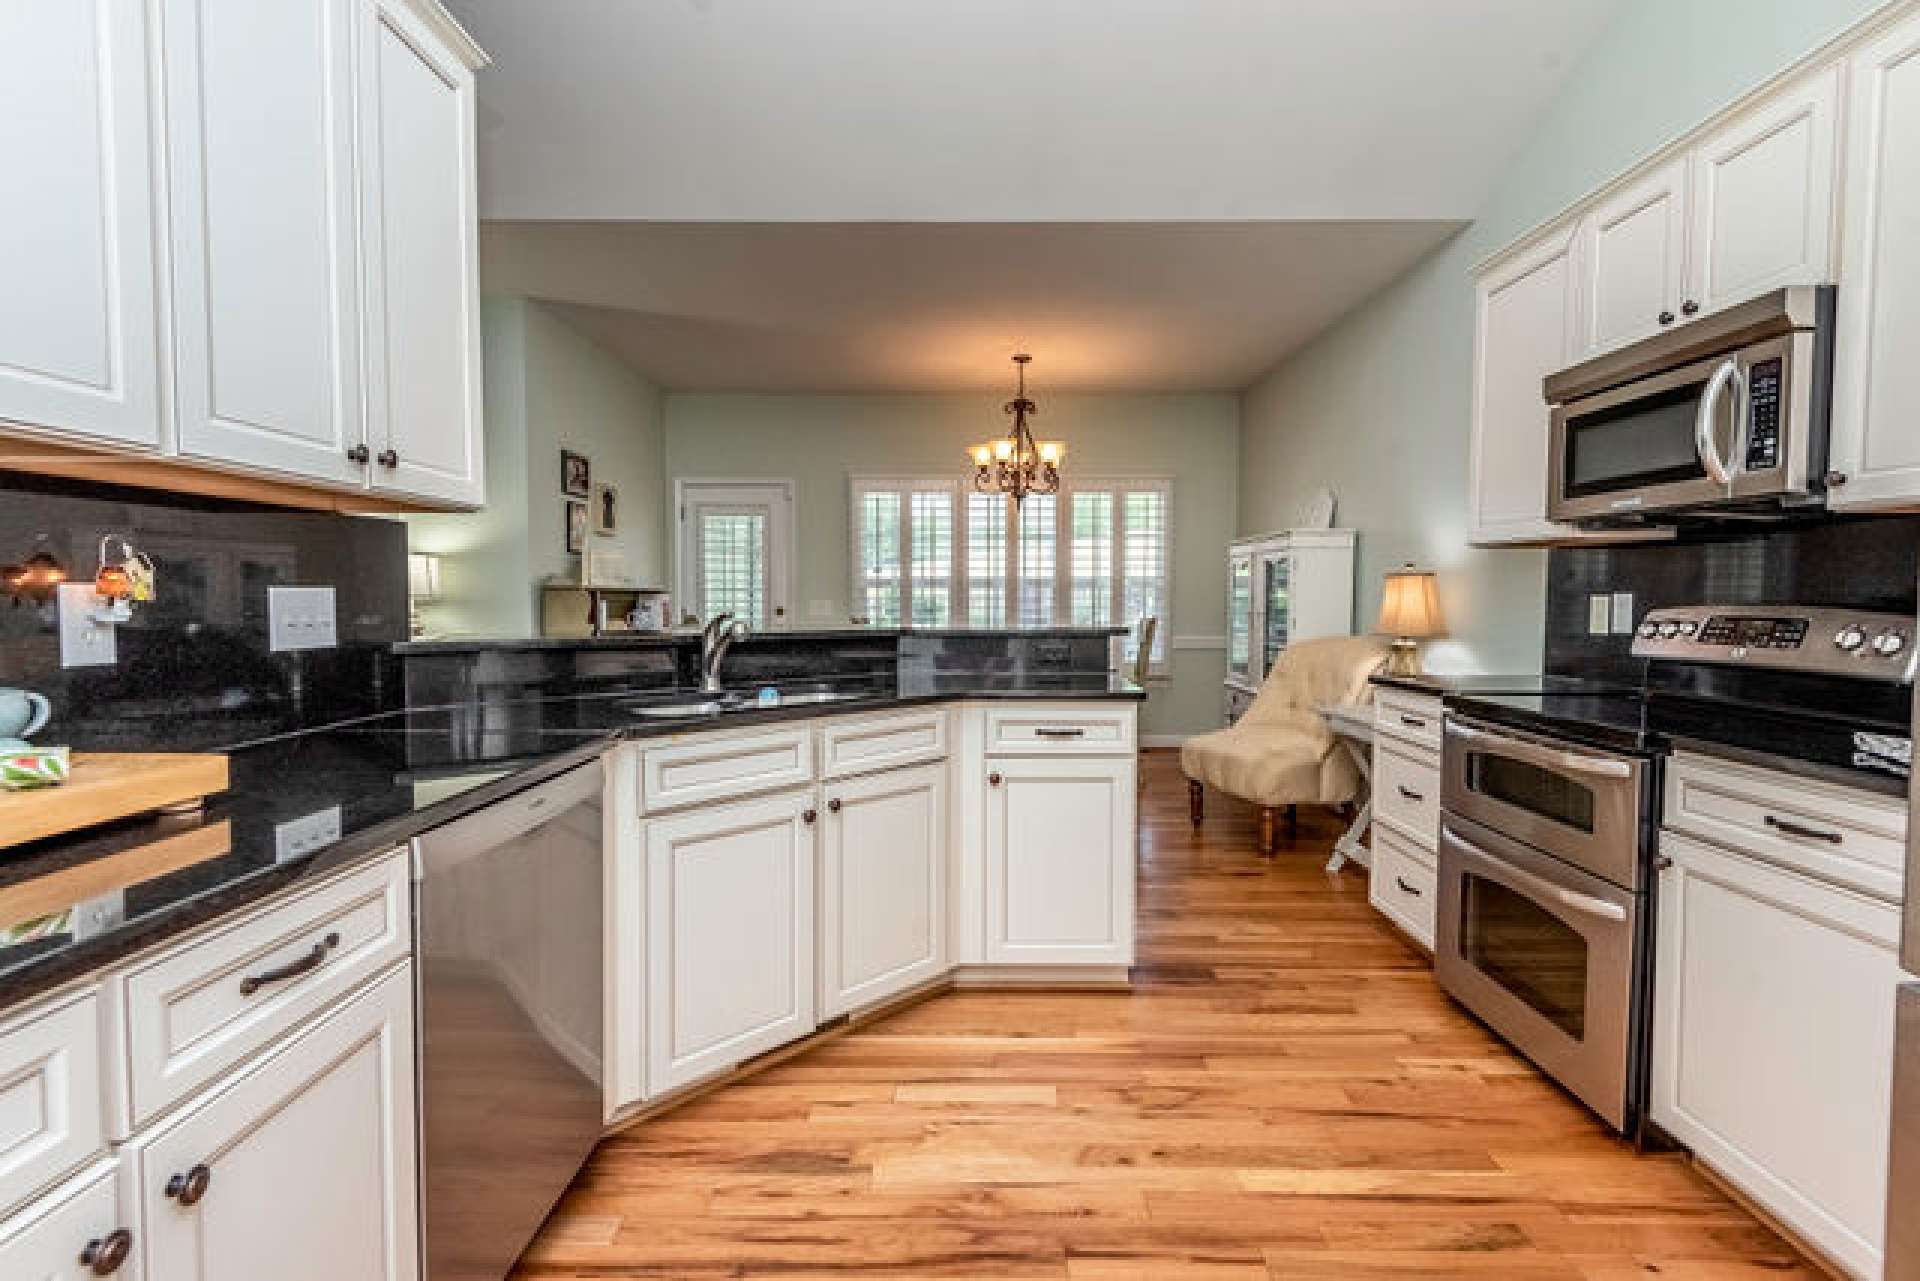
[1017,494,1057,626]
[857,490,902,626]
[1069,491,1113,625]
[1262,554,1291,672]
[699,511,766,627]
[1462,874,1590,1040]
[966,493,1006,627]
[1227,556,1252,678]
[909,491,953,627]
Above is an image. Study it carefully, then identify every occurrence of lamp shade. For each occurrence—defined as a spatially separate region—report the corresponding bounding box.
[1376,566,1445,639]
[408,553,442,602]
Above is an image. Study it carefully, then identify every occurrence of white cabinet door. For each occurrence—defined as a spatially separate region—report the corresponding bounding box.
[1831,10,1920,513]
[819,763,947,1017]
[646,790,816,1094]
[131,965,418,1281]
[0,1163,134,1281]
[1469,223,1581,545]
[356,0,485,507]
[1686,68,1839,316]
[1578,157,1688,355]
[163,0,366,489]
[1653,833,1903,1279]
[0,0,161,449]
[985,755,1134,966]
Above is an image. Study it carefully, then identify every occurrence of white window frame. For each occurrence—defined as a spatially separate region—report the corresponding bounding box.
[1066,476,1173,676]
[674,478,795,626]
[849,476,964,627]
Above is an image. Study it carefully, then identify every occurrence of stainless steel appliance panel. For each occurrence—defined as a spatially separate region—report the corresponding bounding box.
[1437,814,1637,1131]
[415,759,606,1281]
[1443,716,1647,889]
[1891,985,1920,1279]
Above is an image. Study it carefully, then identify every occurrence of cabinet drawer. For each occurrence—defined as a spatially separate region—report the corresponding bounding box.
[984,705,1135,756]
[0,989,104,1220]
[0,1160,126,1281]
[1369,826,1437,950]
[641,725,814,813]
[1374,690,1443,752]
[819,709,948,780]
[117,849,410,1132]
[1666,752,1906,901]
[1374,739,1441,849]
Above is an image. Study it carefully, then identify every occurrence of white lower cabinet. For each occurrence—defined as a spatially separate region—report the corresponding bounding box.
[984,754,1135,966]
[129,962,419,1281]
[646,789,816,1094]
[0,1162,133,1281]
[1653,831,1904,1278]
[818,763,948,1017]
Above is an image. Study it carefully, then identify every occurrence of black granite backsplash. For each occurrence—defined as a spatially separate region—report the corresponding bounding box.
[0,474,407,749]
[1546,514,1920,681]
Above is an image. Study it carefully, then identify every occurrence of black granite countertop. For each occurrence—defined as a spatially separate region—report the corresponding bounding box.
[1368,671,1611,696]
[0,673,1142,1008]
[395,624,1130,654]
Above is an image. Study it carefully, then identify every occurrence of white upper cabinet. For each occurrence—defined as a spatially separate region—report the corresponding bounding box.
[0,0,162,449]
[1831,8,1920,512]
[163,0,368,489]
[1469,222,1584,545]
[1578,157,1689,355]
[357,0,486,507]
[1686,68,1840,317]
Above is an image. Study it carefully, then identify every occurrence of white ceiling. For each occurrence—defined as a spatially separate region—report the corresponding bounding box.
[484,220,1462,391]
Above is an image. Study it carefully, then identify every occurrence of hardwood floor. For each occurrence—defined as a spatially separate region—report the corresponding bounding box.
[514,750,1818,1280]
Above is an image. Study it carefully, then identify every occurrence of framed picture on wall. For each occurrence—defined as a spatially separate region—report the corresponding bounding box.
[564,500,588,554]
[561,450,591,497]
[592,483,619,535]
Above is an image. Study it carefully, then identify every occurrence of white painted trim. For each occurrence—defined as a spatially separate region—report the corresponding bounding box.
[948,964,1131,989]
[406,0,490,69]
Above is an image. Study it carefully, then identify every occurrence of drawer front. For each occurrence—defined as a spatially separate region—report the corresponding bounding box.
[0,990,104,1220]
[1370,826,1437,950]
[819,709,949,780]
[1374,739,1441,849]
[1665,752,1907,901]
[984,705,1136,756]
[1374,690,1443,752]
[119,849,410,1131]
[641,725,814,813]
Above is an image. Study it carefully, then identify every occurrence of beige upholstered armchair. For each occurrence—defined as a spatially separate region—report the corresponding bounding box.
[1181,634,1389,854]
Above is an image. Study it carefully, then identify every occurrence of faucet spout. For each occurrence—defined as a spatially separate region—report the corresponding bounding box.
[699,617,748,694]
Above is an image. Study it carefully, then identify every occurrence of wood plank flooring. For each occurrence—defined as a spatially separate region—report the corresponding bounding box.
[513,750,1818,1280]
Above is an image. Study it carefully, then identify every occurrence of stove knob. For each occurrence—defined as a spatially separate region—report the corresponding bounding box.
[1871,629,1908,658]
[1637,621,1661,639]
[1835,625,1869,653]
[1676,621,1698,637]
[1658,622,1682,639]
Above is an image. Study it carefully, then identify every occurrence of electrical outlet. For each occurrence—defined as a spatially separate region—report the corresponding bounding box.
[275,805,342,862]
[267,585,338,652]
[56,583,117,667]
[1611,592,1637,635]
[1587,593,1612,636]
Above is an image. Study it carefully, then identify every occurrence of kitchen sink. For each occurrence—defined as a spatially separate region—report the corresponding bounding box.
[622,696,734,719]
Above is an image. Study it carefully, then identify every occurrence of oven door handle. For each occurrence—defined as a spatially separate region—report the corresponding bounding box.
[1445,823,1631,925]
[1694,357,1741,487]
[1446,721,1633,780]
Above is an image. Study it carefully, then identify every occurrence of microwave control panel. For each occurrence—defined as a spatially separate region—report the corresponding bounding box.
[1744,358,1784,471]
[1633,604,1916,682]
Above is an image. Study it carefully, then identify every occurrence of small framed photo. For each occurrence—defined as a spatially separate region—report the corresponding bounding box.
[564,500,588,555]
[561,449,591,497]
[592,483,619,535]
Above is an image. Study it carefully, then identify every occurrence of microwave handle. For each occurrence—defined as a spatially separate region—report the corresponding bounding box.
[1694,357,1741,486]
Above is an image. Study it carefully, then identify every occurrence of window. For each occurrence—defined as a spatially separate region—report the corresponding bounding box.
[909,491,953,626]
[1017,493,1058,627]
[1069,491,1114,626]
[850,478,957,627]
[857,489,902,625]
[698,511,766,626]
[965,493,1007,627]
[678,480,792,628]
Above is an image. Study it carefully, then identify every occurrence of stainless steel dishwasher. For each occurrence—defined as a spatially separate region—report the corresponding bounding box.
[413,758,606,1281]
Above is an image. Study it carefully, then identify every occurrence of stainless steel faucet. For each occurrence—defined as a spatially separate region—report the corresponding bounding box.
[698,613,749,694]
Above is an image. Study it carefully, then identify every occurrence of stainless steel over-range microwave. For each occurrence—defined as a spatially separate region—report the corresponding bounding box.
[1544,286,1835,525]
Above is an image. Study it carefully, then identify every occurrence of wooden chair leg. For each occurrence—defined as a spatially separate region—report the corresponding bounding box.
[1286,804,1299,836]
[1188,780,1204,826]
[1257,806,1276,856]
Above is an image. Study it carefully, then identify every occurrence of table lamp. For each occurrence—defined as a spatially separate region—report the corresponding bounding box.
[1376,564,1445,677]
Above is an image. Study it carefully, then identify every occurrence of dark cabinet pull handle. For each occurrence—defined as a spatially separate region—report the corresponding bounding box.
[376,448,399,468]
[1034,727,1085,739]
[239,932,339,997]
[1396,785,1424,801]
[1395,877,1423,898]
[165,1164,212,1207]
[1654,855,1674,872]
[988,772,1002,787]
[80,1229,134,1275]
[1658,310,1676,325]
[1764,814,1842,844]
[1399,715,1427,728]
[1681,299,1700,316]
[827,797,842,813]
[802,808,817,825]
[345,443,370,465]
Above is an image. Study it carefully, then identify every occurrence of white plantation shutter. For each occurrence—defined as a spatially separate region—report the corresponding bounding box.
[1120,485,1169,665]
[855,488,903,625]
[1016,492,1058,627]
[965,492,1008,627]
[699,510,767,626]
[1069,489,1115,626]
[851,478,958,625]
[909,490,954,626]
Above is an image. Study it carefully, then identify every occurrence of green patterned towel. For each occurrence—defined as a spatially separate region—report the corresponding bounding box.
[0,748,70,791]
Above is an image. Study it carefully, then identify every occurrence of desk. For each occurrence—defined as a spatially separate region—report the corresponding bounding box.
[1319,703,1374,874]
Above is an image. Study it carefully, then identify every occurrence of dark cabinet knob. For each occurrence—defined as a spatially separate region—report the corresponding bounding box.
[1657,310,1676,326]
[1681,299,1700,316]
[802,808,817,825]
[827,798,842,813]
[988,772,1002,787]
[345,443,370,465]
[1825,470,1849,487]
[80,1229,133,1275]
[376,448,399,468]
[165,1164,212,1207]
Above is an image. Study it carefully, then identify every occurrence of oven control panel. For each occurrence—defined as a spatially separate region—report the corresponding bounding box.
[1632,605,1917,681]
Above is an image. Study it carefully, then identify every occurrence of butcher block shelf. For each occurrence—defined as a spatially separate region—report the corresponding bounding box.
[0,753,229,850]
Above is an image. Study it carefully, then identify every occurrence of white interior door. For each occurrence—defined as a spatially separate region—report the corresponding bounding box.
[678,481,792,627]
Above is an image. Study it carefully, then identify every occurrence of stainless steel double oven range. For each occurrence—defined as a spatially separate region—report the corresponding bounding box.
[1434,603,1916,1138]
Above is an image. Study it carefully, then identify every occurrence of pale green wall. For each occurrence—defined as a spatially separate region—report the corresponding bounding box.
[408,298,668,635]
[664,392,1240,737]
[1239,0,1891,675]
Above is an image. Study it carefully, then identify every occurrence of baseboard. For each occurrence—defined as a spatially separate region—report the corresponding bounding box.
[1690,1158,1851,1280]
[949,964,1132,989]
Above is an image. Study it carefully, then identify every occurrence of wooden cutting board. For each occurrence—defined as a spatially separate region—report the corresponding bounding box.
[0,753,229,850]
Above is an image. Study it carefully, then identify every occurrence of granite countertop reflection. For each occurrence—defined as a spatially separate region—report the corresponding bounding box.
[0,672,1142,1008]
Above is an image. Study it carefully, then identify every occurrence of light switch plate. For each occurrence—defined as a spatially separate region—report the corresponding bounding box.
[267,585,338,652]
[1587,594,1612,636]
[56,583,117,667]
[1611,592,1637,635]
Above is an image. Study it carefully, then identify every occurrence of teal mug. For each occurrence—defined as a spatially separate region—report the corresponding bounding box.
[0,688,51,750]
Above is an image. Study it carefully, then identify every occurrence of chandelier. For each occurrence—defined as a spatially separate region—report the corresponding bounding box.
[969,353,1065,505]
